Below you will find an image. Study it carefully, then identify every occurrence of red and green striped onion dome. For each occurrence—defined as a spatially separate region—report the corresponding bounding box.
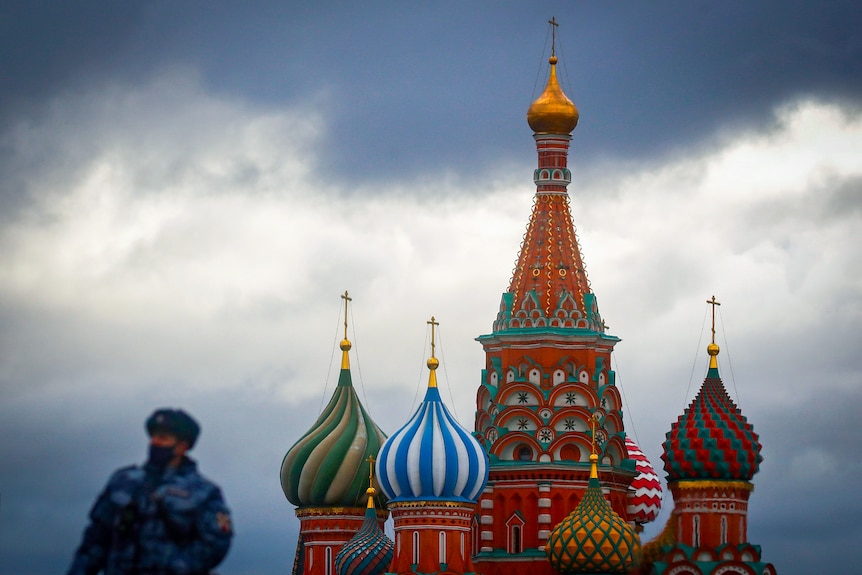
[281,338,388,507]
[624,437,663,525]
[334,488,394,575]
[661,343,762,481]
[546,454,640,574]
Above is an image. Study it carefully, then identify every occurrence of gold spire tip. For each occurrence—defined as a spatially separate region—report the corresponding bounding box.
[527,19,579,135]
[365,455,377,508]
[340,291,352,367]
[588,413,600,479]
[426,317,440,387]
[706,295,721,368]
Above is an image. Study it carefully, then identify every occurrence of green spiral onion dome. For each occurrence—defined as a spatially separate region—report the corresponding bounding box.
[546,455,640,574]
[281,338,388,507]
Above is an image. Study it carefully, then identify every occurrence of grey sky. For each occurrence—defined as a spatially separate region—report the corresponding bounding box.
[1,3,861,575]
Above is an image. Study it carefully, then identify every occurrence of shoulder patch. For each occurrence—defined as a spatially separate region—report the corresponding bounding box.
[216,512,232,534]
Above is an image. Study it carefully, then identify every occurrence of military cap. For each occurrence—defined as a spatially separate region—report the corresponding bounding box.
[146,408,201,448]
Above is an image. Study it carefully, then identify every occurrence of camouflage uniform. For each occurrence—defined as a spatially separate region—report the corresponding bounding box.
[67,457,232,575]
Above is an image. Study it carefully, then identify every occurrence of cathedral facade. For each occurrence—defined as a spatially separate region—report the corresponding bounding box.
[281,27,775,575]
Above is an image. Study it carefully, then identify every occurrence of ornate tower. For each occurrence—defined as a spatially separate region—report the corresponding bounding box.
[376,318,489,575]
[645,297,776,575]
[281,292,389,575]
[472,24,636,575]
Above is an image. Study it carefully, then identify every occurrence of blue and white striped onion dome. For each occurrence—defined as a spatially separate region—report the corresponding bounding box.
[375,359,488,503]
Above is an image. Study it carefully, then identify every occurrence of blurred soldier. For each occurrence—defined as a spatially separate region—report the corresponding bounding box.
[67,408,233,575]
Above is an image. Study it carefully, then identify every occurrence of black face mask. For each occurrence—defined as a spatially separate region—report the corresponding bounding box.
[147,444,176,470]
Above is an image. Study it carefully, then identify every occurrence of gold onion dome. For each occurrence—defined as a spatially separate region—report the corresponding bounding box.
[527,56,579,134]
[546,455,640,574]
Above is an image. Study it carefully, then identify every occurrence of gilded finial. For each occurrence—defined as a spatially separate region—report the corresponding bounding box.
[426,316,440,387]
[527,18,579,134]
[706,295,721,370]
[366,455,377,508]
[340,291,352,369]
[588,413,600,479]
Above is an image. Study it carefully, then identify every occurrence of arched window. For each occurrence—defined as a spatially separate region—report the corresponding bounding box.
[472,516,480,557]
[693,515,700,548]
[413,531,420,565]
[506,512,526,555]
[325,547,332,575]
[721,516,728,545]
[439,531,447,564]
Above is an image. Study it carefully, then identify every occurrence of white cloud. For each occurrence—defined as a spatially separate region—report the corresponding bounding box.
[1,75,861,574]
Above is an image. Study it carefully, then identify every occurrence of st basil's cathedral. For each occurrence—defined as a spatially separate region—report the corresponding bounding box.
[280,22,777,575]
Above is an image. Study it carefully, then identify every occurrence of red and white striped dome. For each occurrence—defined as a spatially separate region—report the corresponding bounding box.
[625,437,663,525]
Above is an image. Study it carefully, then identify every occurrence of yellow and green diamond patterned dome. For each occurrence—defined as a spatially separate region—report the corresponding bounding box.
[546,455,640,574]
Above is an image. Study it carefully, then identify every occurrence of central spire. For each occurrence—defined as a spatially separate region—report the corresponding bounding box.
[499,31,602,329]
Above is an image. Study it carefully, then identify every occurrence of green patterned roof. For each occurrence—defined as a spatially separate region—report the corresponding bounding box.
[662,347,762,481]
[546,457,640,574]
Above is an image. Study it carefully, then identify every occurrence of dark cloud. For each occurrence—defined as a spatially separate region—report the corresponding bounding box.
[3,2,861,191]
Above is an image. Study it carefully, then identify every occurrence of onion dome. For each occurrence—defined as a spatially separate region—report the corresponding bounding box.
[624,437,663,525]
[334,487,394,575]
[546,454,640,574]
[661,341,762,481]
[281,293,388,507]
[376,318,489,503]
[527,55,579,134]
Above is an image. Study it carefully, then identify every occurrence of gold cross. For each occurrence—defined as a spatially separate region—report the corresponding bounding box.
[589,412,600,455]
[706,295,721,344]
[549,17,559,57]
[366,454,375,483]
[341,291,352,339]
[427,316,439,359]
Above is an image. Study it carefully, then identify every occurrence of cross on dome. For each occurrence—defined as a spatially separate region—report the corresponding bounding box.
[706,295,721,370]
